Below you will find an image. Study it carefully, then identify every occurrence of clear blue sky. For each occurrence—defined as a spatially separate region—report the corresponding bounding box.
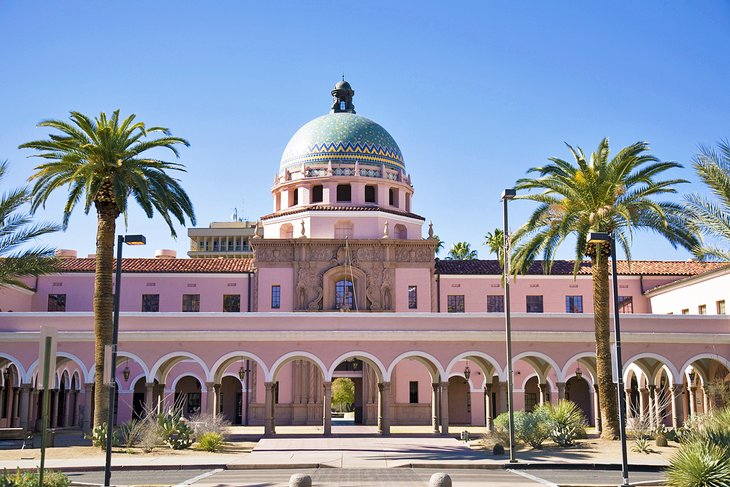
[1,1,728,260]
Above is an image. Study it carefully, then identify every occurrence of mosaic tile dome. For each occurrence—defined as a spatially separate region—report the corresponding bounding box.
[279,112,404,173]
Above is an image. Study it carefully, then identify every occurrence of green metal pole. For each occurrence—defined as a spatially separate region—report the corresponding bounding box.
[39,336,52,487]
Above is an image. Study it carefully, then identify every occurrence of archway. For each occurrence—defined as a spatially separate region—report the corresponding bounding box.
[173,375,203,418]
[219,375,243,424]
[328,352,386,428]
[565,376,591,424]
[448,376,470,424]
[211,352,269,426]
[446,352,504,429]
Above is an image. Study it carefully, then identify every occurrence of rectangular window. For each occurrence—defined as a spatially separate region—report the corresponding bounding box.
[565,295,583,313]
[717,300,726,315]
[681,308,689,315]
[292,188,298,206]
[526,295,544,313]
[182,294,200,312]
[409,381,419,404]
[336,184,351,202]
[487,295,504,313]
[142,294,159,312]
[271,285,281,309]
[389,188,398,206]
[408,286,417,309]
[223,294,240,312]
[699,304,707,315]
[618,296,634,314]
[365,185,376,203]
[311,185,323,203]
[275,381,279,404]
[47,294,66,312]
[447,295,465,313]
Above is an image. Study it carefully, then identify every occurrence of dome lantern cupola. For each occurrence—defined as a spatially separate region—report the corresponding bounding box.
[331,78,355,114]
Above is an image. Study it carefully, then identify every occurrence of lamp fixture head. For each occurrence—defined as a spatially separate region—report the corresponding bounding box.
[122,365,130,382]
[588,232,611,244]
[502,188,516,200]
[238,366,246,380]
[575,367,582,379]
[123,234,146,246]
[464,365,471,380]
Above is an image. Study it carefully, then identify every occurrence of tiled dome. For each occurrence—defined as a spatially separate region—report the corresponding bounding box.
[279,112,404,173]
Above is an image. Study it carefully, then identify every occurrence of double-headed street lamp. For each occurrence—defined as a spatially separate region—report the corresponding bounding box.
[588,231,630,487]
[104,234,146,487]
[502,188,518,463]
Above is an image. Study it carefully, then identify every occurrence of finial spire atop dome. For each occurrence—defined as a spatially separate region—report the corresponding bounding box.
[331,79,355,114]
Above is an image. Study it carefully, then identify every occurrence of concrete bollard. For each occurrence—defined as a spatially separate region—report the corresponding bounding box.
[289,473,312,487]
[429,472,452,487]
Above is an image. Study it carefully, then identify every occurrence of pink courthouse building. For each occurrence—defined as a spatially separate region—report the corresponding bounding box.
[0,81,728,437]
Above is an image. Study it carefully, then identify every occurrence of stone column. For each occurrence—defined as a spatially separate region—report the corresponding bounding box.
[72,389,80,426]
[323,381,332,436]
[83,383,93,433]
[538,383,548,406]
[624,389,633,418]
[18,384,31,430]
[29,389,39,430]
[0,386,5,419]
[63,389,72,427]
[639,387,648,421]
[205,382,216,415]
[264,382,275,435]
[431,383,440,434]
[50,389,59,428]
[498,381,508,415]
[654,386,663,426]
[593,384,601,433]
[484,383,493,431]
[670,385,682,428]
[440,381,450,437]
[377,382,391,436]
[11,388,20,427]
[702,386,710,414]
[647,385,657,426]
[214,384,221,417]
[557,382,566,401]
[145,383,155,415]
[689,386,697,417]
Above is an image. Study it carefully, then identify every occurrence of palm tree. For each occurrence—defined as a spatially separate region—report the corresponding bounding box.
[20,110,196,429]
[432,234,445,256]
[0,161,59,287]
[686,140,730,261]
[512,138,697,439]
[484,228,505,265]
[446,241,478,260]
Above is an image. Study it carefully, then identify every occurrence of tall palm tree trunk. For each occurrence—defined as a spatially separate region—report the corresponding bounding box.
[93,204,117,428]
[592,254,620,439]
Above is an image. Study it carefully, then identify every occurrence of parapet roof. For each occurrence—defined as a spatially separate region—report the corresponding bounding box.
[435,259,728,276]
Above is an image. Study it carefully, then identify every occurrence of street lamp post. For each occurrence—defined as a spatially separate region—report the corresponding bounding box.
[104,234,146,487]
[502,188,518,463]
[588,231,630,486]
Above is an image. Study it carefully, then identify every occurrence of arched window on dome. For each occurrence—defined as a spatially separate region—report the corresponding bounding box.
[335,279,354,311]
[389,188,399,208]
[365,185,377,204]
[394,224,407,240]
[280,223,294,239]
[311,185,323,204]
[337,184,351,202]
[334,220,354,239]
[289,188,298,207]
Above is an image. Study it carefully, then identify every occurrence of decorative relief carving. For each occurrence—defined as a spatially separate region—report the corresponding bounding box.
[256,246,294,262]
[394,246,432,262]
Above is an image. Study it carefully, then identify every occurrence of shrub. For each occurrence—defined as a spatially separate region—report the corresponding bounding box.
[655,433,668,447]
[137,422,163,453]
[667,442,730,486]
[492,443,505,455]
[89,423,117,450]
[158,411,194,450]
[516,407,551,449]
[0,468,71,486]
[117,419,145,448]
[188,412,231,441]
[543,400,586,447]
[197,432,224,452]
[667,407,730,486]
[632,437,655,454]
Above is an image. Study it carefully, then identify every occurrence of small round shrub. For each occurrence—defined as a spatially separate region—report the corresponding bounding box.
[492,443,505,456]
[198,432,224,452]
[655,433,668,447]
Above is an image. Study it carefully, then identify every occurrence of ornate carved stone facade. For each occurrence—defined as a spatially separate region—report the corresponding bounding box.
[251,238,437,311]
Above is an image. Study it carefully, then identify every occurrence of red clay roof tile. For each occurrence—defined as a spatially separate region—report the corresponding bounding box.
[57,258,254,273]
